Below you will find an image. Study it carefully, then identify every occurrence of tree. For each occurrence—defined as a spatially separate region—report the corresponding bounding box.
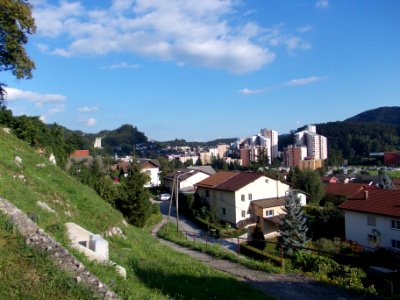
[287,168,325,205]
[278,190,308,255]
[115,162,152,227]
[378,173,393,190]
[1,0,36,103]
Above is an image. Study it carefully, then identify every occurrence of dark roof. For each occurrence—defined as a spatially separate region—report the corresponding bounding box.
[188,166,216,175]
[263,215,284,225]
[339,189,400,218]
[252,197,286,208]
[320,176,339,183]
[165,168,201,181]
[138,159,160,169]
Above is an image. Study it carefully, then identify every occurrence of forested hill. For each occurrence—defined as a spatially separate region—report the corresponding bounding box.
[345,106,400,125]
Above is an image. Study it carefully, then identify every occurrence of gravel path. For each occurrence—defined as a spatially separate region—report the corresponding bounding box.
[152,219,378,300]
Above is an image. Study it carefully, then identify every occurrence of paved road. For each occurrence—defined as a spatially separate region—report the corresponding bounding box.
[156,199,242,252]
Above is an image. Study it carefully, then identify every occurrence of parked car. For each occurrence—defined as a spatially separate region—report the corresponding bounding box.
[160,193,171,201]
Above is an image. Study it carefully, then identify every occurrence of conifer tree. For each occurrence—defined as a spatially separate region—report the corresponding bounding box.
[378,173,393,190]
[116,161,152,227]
[278,190,308,255]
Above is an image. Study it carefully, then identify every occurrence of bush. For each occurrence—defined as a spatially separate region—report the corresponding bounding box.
[313,237,350,255]
[240,243,282,266]
[291,251,366,290]
[151,203,160,214]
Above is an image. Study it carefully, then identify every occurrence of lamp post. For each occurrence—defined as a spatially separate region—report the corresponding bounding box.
[175,169,194,235]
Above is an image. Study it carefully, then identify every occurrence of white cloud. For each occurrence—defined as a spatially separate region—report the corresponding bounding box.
[85,118,97,126]
[102,62,140,70]
[316,0,329,9]
[78,106,98,112]
[283,76,327,86]
[4,87,66,106]
[240,76,326,96]
[239,88,268,95]
[31,1,310,74]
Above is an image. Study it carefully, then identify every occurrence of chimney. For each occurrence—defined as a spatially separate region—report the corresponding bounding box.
[364,190,369,199]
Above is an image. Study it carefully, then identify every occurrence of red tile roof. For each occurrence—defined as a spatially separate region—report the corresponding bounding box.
[70,150,90,158]
[325,183,377,199]
[339,189,400,218]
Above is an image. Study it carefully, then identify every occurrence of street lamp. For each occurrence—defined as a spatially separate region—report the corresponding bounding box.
[175,169,194,235]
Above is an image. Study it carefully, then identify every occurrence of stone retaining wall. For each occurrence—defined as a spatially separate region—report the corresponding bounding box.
[0,197,121,300]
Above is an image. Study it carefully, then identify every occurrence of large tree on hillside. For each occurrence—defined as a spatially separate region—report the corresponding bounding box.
[0,0,36,104]
[279,190,308,255]
[116,162,152,227]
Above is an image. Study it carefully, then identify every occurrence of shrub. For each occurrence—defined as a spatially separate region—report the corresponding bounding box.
[240,243,282,266]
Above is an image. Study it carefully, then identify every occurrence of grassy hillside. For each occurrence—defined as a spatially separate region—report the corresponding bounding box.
[0,128,270,299]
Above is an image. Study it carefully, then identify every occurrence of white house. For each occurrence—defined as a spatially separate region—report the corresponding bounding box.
[339,189,400,250]
[138,159,160,187]
[196,171,305,228]
[164,168,212,193]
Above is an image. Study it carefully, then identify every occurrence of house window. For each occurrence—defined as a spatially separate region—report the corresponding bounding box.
[241,194,245,202]
[265,210,274,217]
[241,210,246,218]
[391,239,400,250]
[367,215,376,227]
[248,193,252,201]
[392,220,400,230]
[206,189,209,197]
[222,207,226,215]
[368,234,377,245]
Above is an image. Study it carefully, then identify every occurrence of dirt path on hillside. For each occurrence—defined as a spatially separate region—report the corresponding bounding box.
[152,219,378,300]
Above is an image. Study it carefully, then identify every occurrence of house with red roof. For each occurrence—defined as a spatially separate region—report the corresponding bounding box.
[196,171,305,231]
[339,189,400,250]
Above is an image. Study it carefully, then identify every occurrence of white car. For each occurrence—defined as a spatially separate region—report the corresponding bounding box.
[160,193,171,201]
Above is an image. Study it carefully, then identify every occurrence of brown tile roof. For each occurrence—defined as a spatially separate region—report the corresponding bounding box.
[196,171,238,188]
[216,172,265,192]
[339,189,400,218]
[325,183,377,199]
[252,197,286,208]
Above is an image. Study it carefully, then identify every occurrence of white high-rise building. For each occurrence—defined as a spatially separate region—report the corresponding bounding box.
[260,128,278,159]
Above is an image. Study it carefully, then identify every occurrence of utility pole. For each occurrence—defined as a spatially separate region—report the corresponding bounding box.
[167,177,176,222]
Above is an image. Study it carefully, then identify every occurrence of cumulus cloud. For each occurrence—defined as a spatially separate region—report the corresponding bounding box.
[78,105,98,112]
[316,0,329,9]
[5,87,66,106]
[240,76,326,95]
[31,0,311,74]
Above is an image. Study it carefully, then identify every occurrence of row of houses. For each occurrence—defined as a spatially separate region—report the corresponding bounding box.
[323,179,400,252]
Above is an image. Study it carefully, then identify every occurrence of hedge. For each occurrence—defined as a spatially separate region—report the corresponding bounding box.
[240,242,283,266]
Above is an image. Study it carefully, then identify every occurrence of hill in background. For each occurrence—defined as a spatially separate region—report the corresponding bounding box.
[345,106,400,125]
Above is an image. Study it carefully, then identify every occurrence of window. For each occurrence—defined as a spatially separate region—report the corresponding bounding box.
[265,210,274,217]
[222,207,226,215]
[391,239,400,250]
[392,220,400,230]
[205,190,209,197]
[241,210,246,218]
[241,194,245,202]
[248,193,252,201]
[368,234,377,245]
[367,215,376,227]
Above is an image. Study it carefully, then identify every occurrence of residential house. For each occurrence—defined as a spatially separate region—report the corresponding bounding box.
[339,189,400,251]
[251,197,286,238]
[164,168,211,193]
[325,183,378,199]
[138,159,161,187]
[196,171,305,230]
[320,176,340,185]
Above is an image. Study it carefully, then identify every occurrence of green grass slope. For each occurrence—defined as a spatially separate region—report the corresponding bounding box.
[0,128,270,300]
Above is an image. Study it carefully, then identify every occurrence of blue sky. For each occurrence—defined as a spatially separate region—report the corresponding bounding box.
[3,0,400,141]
